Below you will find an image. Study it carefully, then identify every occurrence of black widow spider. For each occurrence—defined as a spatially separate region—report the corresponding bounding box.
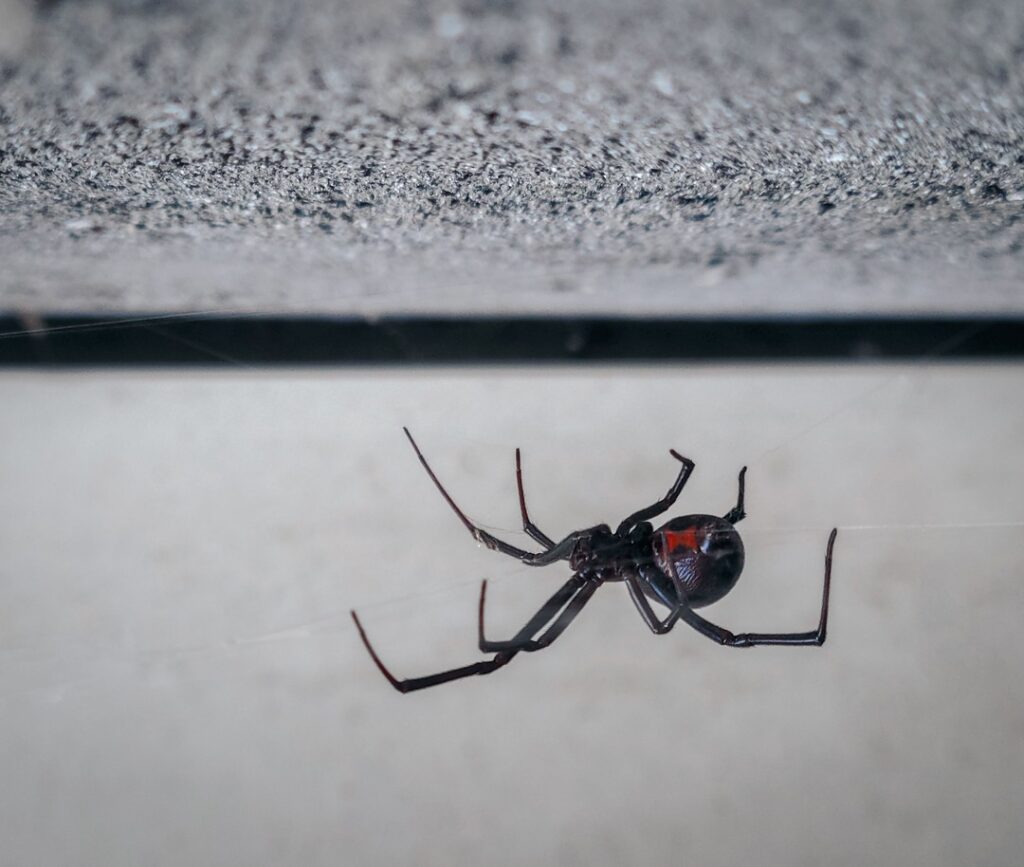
[350,429,838,693]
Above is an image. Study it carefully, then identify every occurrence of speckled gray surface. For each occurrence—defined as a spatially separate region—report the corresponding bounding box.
[1,0,1023,314]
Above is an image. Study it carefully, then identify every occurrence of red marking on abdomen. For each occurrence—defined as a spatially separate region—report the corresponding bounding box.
[664,528,699,553]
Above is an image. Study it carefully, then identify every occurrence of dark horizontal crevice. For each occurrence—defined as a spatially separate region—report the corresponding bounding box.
[0,314,1021,365]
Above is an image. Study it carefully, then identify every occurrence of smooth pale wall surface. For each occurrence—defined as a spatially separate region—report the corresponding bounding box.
[1,365,1022,866]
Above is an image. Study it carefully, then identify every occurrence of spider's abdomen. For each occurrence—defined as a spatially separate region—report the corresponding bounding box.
[651,515,744,608]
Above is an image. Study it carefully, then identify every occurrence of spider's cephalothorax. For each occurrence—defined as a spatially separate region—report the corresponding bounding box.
[350,430,838,693]
[567,524,619,573]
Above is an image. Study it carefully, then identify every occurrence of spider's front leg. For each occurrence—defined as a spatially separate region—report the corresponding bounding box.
[351,609,518,693]
[405,428,575,564]
[477,574,598,653]
[350,574,597,693]
[515,447,556,549]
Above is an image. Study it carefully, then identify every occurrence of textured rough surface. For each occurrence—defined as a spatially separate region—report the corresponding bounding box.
[1,0,1023,314]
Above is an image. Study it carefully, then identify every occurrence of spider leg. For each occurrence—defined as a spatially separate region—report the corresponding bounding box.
[615,449,696,535]
[478,575,598,652]
[477,575,580,651]
[404,428,582,566]
[677,528,838,647]
[351,608,518,692]
[624,573,683,634]
[521,581,599,651]
[350,574,589,693]
[722,466,747,525]
[516,447,556,549]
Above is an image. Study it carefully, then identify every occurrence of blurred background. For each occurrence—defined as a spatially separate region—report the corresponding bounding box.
[1,1,1022,865]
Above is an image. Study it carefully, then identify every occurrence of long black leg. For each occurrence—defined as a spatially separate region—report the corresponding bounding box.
[624,574,683,634]
[723,466,747,525]
[678,528,838,647]
[404,427,538,559]
[478,575,581,651]
[350,575,584,693]
[522,580,599,650]
[351,609,520,693]
[616,450,696,535]
[405,427,580,565]
[516,448,556,549]
[478,576,598,652]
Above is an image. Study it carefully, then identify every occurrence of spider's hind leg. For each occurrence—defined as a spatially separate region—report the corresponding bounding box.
[615,449,696,535]
[723,466,747,525]
[678,528,838,647]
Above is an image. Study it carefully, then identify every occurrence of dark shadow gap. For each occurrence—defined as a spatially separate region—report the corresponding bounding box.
[0,314,1021,366]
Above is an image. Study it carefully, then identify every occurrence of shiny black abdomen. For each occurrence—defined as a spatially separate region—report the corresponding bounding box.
[645,515,745,609]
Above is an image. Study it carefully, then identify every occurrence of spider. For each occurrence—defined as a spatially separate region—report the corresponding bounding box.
[350,428,838,693]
